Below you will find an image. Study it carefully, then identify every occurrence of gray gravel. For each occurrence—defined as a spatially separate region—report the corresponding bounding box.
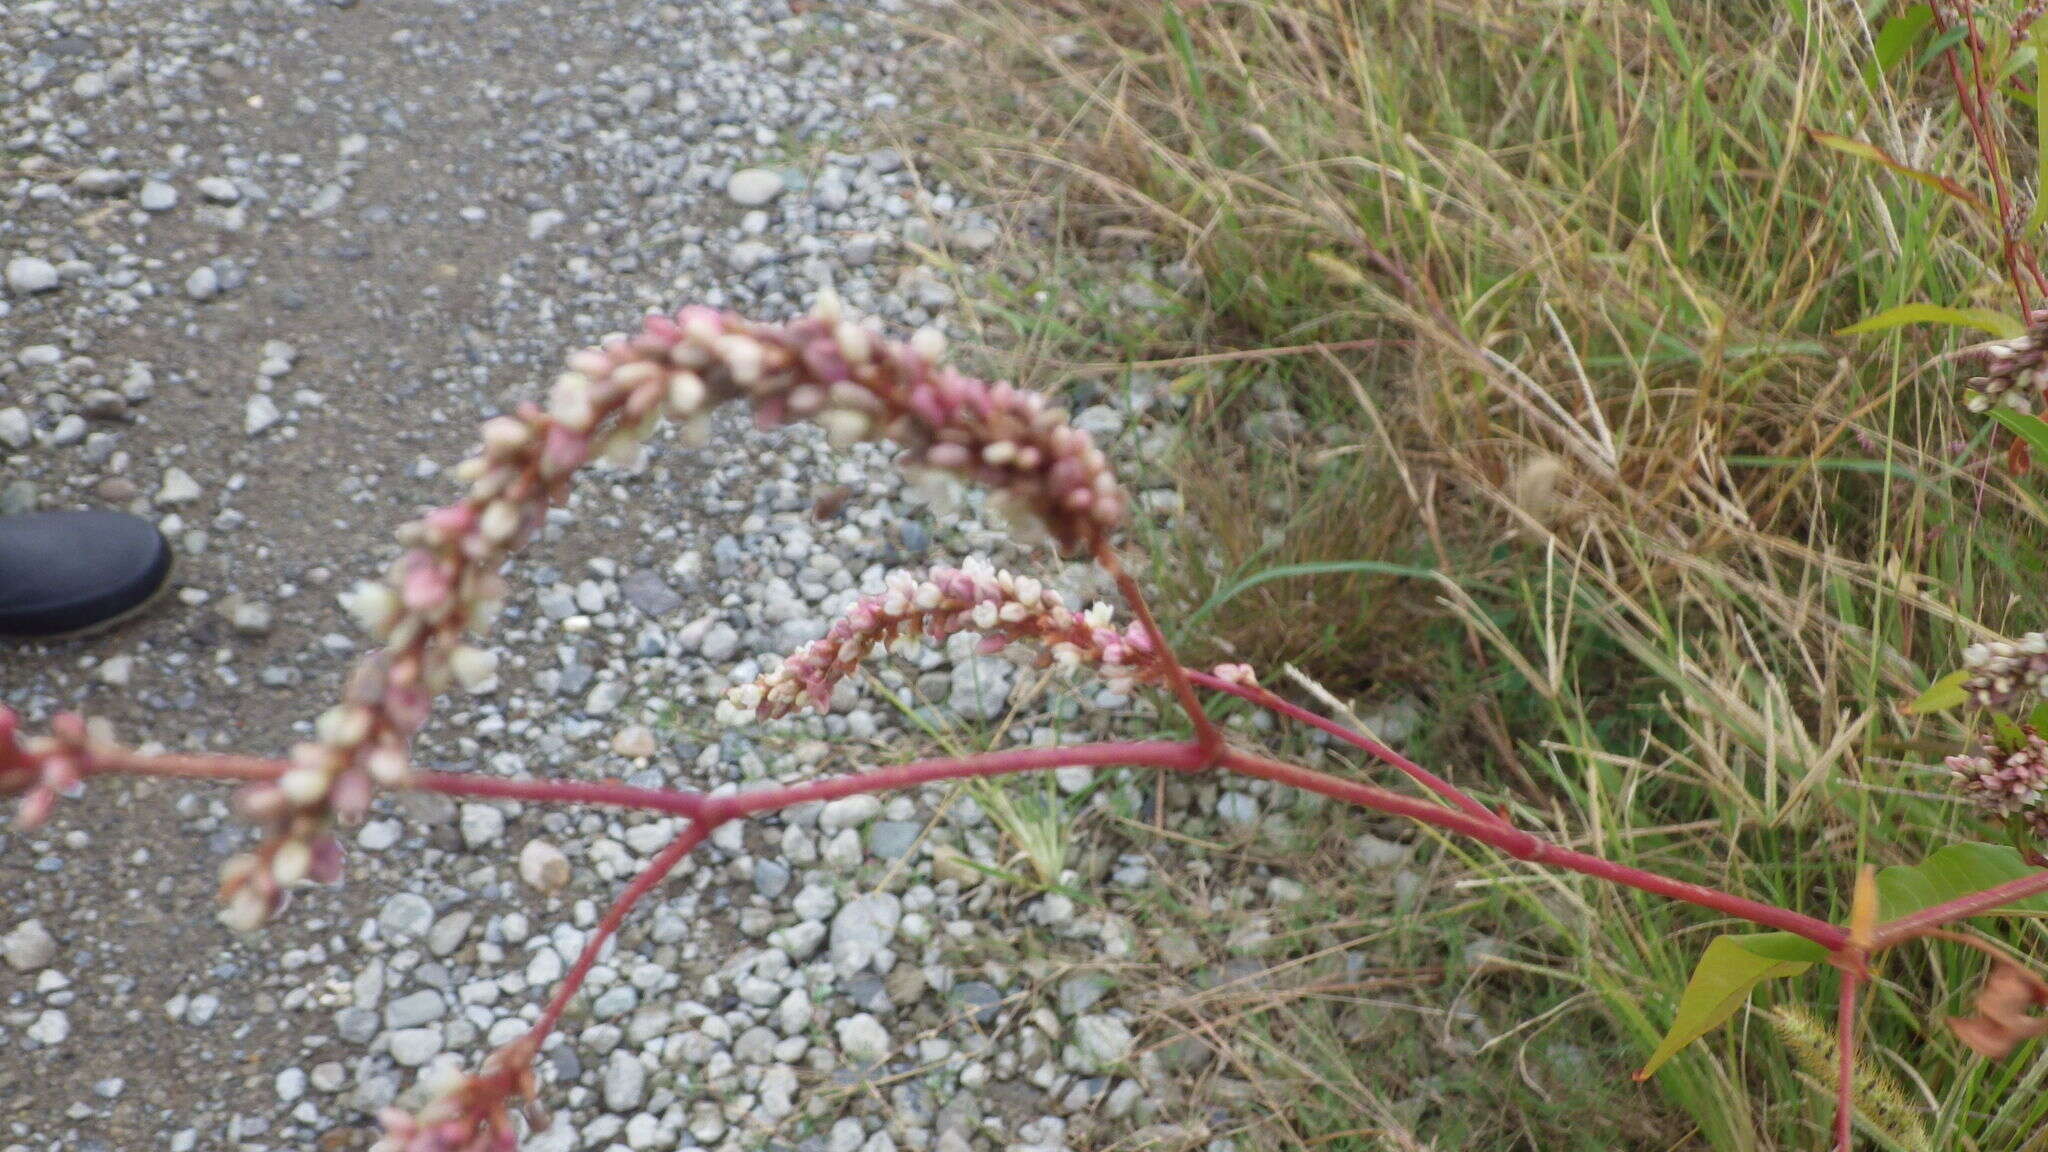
[0,1,1406,1150]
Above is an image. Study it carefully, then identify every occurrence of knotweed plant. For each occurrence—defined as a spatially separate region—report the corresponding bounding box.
[4,294,2047,1152]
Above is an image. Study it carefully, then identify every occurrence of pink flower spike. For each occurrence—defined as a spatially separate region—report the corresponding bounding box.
[541,425,589,475]
[308,835,348,884]
[424,503,478,541]
[402,561,453,613]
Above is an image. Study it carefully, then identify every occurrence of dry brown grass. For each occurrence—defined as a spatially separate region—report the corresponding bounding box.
[922,0,2048,1146]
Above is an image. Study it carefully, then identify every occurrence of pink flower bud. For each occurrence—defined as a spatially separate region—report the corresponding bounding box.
[480,417,531,458]
[541,425,589,477]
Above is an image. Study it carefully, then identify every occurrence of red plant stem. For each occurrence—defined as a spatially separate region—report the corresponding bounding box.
[1096,543,1222,761]
[1930,0,2044,310]
[527,819,713,1042]
[711,741,1209,820]
[1835,970,1860,1152]
[1870,866,2048,947]
[416,771,712,819]
[1219,747,1850,948]
[75,736,1850,942]
[88,748,285,784]
[1186,668,1506,826]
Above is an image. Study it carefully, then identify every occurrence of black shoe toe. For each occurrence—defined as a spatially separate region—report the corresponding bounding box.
[0,511,173,638]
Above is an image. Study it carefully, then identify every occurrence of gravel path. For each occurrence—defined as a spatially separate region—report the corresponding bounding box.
[0,3,1349,1151]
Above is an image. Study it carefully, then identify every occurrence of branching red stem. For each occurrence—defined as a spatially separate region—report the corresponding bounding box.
[1219,748,1850,948]
[529,819,713,1042]
[1835,970,1860,1152]
[710,741,1208,820]
[1871,867,2048,946]
[68,733,1850,943]
[1096,544,1222,761]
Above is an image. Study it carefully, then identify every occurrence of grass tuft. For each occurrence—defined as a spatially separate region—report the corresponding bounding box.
[930,0,2048,1145]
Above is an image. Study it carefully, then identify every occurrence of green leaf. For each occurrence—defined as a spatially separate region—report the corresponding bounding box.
[1907,667,1971,714]
[1635,844,2048,1079]
[1866,4,1935,86]
[1990,409,2048,460]
[1994,711,2029,747]
[2033,24,2048,232]
[1876,842,2048,920]
[1917,24,1971,72]
[1808,130,1988,211]
[1636,933,1822,1080]
[1837,303,2026,339]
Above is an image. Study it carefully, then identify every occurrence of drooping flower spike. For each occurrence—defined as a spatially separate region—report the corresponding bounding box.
[1948,728,2048,840]
[1959,632,2048,712]
[723,557,1164,722]
[218,298,1129,927]
[370,1043,542,1152]
[1964,315,2048,413]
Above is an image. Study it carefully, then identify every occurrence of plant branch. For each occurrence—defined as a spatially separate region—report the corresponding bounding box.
[1096,543,1223,761]
[1870,866,2048,946]
[1218,748,1851,948]
[711,740,1208,820]
[1835,969,1860,1152]
[527,818,714,1042]
[55,731,1850,943]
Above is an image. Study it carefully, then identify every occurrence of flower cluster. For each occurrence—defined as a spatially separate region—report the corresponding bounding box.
[1947,729,2048,839]
[0,707,83,829]
[221,299,1126,927]
[1959,633,2048,711]
[371,1043,542,1152]
[1964,316,2048,412]
[722,558,1162,722]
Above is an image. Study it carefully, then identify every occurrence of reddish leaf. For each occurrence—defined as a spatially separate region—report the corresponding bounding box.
[1807,130,1988,211]
[1948,962,2048,1058]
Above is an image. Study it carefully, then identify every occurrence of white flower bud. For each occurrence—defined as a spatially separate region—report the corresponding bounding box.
[612,360,662,390]
[833,320,872,366]
[422,1057,468,1101]
[716,335,765,387]
[479,500,521,544]
[910,326,947,363]
[811,286,843,323]
[971,601,1000,630]
[279,765,330,807]
[666,371,706,416]
[912,581,943,610]
[271,840,312,886]
[548,372,596,430]
[218,888,270,934]
[316,705,372,749]
[340,581,401,637]
[681,311,722,346]
[365,746,410,785]
[449,646,499,692]
[816,408,871,448]
[481,416,531,457]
